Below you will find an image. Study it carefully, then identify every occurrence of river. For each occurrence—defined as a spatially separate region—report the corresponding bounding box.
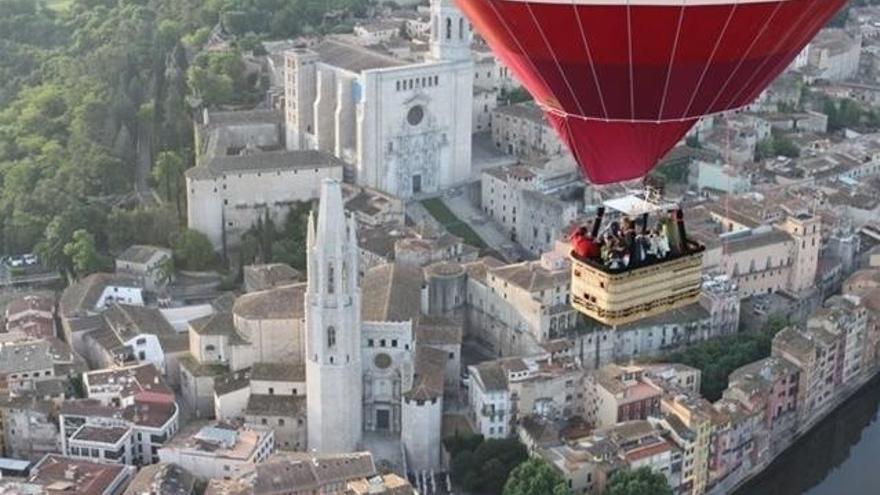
[735,375,880,495]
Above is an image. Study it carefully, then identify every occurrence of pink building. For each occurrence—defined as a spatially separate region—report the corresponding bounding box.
[587,365,662,428]
[773,326,842,426]
[722,355,800,469]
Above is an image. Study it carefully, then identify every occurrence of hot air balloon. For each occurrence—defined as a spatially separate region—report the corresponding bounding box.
[457,0,847,184]
[457,0,846,325]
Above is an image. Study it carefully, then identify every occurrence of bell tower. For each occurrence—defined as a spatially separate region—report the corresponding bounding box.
[431,0,472,62]
[305,179,363,453]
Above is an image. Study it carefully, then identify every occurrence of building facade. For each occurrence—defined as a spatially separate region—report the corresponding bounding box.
[285,0,473,198]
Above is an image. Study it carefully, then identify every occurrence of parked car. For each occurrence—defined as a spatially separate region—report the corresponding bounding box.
[7,257,24,268]
[23,254,38,266]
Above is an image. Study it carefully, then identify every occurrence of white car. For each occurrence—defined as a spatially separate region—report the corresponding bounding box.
[8,257,24,268]
[23,254,38,266]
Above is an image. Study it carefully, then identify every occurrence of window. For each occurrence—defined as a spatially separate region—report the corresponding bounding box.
[327,264,335,294]
[459,18,465,39]
[368,339,374,347]
[446,17,452,39]
[278,419,285,426]
[391,339,398,348]
[268,387,275,395]
[327,326,336,348]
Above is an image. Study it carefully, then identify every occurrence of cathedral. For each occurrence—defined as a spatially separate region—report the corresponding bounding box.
[304,179,457,472]
[284,0,474,199]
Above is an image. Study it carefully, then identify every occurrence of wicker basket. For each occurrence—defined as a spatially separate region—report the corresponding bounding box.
[570,244,705,327]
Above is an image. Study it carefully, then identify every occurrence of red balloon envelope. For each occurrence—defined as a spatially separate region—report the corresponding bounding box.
[458,0,847,184]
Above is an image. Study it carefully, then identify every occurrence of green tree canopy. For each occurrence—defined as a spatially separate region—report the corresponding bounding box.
[174,229,217,271]
[63,229,106,278]
[448,436,528,494]
[605,467,672,495]
[667,317,787,400]
[504,458,571,495]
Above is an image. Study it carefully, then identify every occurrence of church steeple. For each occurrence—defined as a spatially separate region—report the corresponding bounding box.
[430,0,472,62]
[305,178,363,453]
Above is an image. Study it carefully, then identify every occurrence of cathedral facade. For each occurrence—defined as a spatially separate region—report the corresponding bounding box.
[304,179,450,473]
[285,0,474,199]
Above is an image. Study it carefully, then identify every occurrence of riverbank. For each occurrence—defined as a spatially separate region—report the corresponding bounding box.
[724,371,880,494]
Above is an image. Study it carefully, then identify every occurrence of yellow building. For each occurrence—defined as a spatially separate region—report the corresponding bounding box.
[662,394,715,495]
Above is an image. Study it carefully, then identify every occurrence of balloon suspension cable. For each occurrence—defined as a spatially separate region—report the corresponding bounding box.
[723,113,732,255]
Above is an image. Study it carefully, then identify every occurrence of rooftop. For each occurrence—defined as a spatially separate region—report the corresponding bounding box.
[205,452,375,495]
[361,262,424,323]
[5,294,54,317]
[722,228,793,254]
[614,302,710,330]
[103,303,177,342]
[490,260,568,293]
[213,369,251,396]
[0,339,59,374]
[186,150,345,180]
[84,363,174,402]
[189,312,247,344]
[71,425,130,445]
[310,38,404,73]
[405,346,447,401]
[347,474,415,495]
[415,316,462,347]
[233,284,306,321]
[493,101,547,124]
[251,362,305,383]
[123,463,195,495]
[29,455,132,495]
[245,394,306,417]
[163,422,271,461]
[202,109,282,128]
[60,273,140,318]
[243,264,302,292]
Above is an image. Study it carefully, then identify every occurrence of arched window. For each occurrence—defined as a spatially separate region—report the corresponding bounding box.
[327,326,336,348]
[446,17,452,40]
[459,18,464,40]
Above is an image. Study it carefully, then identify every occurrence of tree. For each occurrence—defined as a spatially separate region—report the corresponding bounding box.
[154,256,175,287]
[448,436,529,494]
[667,317,787,401]
[174,229,217,271]
[152,150,186,218]
[503,86,534,105]
[106,206,179,252]
[605,467,672,495]
[63,229,105,278]
[504,459,571,495]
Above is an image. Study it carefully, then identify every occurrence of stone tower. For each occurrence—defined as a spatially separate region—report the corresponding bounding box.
[782,213,821,296]
[305,179,363,453]
[430,0,472,62]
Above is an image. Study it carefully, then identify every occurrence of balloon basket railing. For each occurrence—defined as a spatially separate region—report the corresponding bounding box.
[569,241,705,327]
